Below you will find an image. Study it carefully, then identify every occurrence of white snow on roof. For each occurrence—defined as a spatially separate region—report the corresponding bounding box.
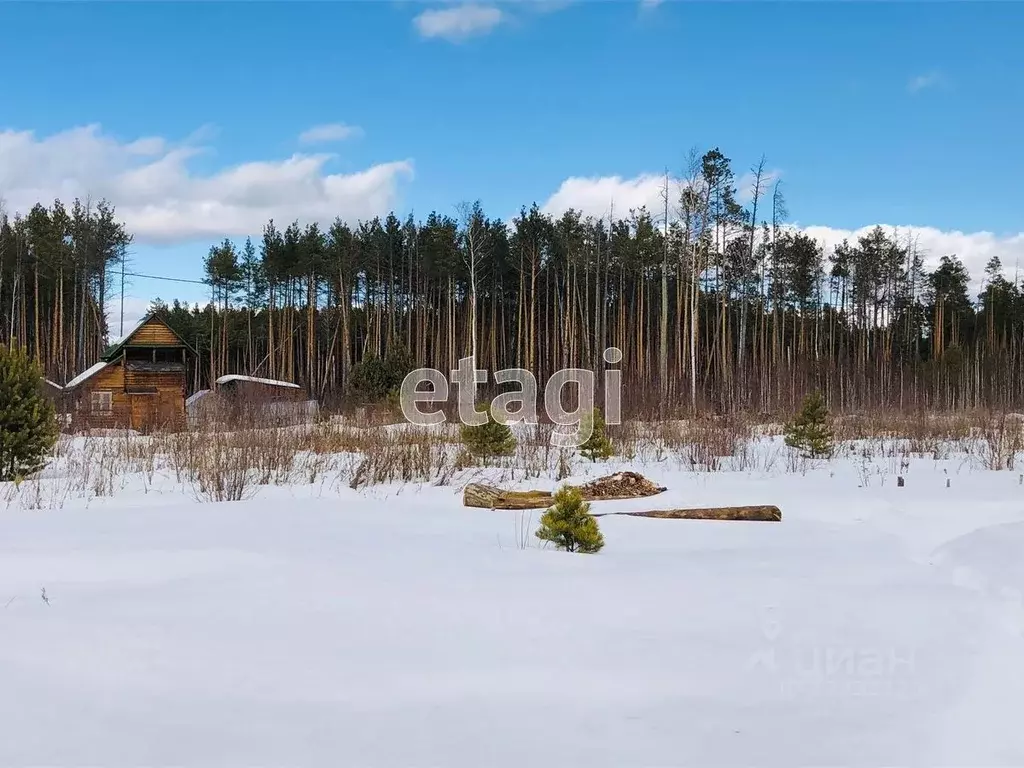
[215,375,301,390]
[64,361,110,389]
[43,379,64,391]
[185,389,211,407]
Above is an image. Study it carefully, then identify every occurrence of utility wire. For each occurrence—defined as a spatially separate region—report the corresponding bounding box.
[116,270,211,336]
[123,270,208,286]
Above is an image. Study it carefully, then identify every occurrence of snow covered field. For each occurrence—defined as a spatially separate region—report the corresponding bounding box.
[3,430,1024,766]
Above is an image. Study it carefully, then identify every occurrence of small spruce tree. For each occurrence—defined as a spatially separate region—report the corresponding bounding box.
[536,485,604,554]
[579,407,614,462]
[784,391,834,458]
[460,406,516,464]
[0,344,59,482]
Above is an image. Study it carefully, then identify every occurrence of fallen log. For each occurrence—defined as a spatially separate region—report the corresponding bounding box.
[462,479,779,520]
[463,484,553,510]
[463,471,667,509]
[592,505,781,522]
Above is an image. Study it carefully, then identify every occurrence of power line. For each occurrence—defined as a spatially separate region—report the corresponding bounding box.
[116,270,211,335]
[123,270,208,286]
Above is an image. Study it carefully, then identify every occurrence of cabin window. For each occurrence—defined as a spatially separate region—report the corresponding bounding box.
[90,391,113,414]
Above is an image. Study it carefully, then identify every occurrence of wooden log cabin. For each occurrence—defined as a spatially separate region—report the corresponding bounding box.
[64,312,197,432]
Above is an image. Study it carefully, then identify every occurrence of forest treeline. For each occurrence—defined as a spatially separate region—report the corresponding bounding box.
[0,198,131,382]
[3,148,1023,415]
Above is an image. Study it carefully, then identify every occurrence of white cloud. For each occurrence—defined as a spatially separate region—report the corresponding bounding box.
[799,224,1024,294]
[908,71,943,93]
[735,169,780,203]
[0,124,413,244]
[542,173,669,220]
[541,172,1024,292]
[542,168,780,221]
[414,3,504,41]
[298,123,363,145]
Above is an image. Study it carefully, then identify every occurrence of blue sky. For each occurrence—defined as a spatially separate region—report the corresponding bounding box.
[2,1,1023,317]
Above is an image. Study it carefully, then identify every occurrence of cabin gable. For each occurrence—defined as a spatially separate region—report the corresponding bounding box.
[103,313,196,363]
[124,319,182,348]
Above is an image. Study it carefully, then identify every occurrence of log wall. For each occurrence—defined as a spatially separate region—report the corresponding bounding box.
[75,363,185,432]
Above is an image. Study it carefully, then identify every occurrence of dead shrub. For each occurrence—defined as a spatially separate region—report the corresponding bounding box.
[678,417,748,472]
[975,411,1023,471]
[346,430,449,489]
[188,431,265,502]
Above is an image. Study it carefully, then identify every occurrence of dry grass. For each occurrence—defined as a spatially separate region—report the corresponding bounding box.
[607,416,756,472]
[6,405,1024,510]
[831,408,1024,469]
[834,410,974,446]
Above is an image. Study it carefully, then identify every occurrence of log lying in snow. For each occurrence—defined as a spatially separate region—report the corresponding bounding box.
[591,505,781,522]
[463,471,667,510]
[463,485,554,510]
[463,482,782,521]
[461,473,779,520]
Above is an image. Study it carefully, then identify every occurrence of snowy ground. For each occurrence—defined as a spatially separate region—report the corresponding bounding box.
[3,435,1024,766]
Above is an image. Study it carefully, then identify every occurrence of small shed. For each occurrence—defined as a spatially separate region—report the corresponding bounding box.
[64,312,197,433]
[41,378,64,398]
[211,375,316,425]
[215,374,306,401]
[39,378,70,428]
[39,378,65,406]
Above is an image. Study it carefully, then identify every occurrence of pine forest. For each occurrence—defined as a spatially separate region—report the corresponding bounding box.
[3,148,1021,415]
